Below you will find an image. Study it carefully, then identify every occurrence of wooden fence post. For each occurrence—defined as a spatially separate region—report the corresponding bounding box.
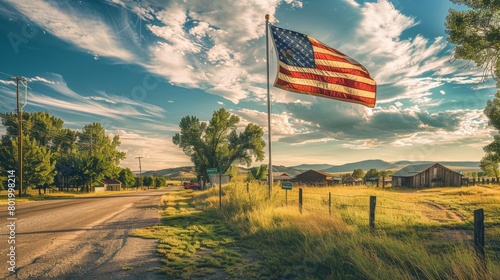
[474,209,485,258]
[299,188,303,214]
[369,196,376,234]
[329,192,332,216]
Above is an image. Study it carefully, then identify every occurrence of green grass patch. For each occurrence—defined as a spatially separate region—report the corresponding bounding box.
[133,182,500,279]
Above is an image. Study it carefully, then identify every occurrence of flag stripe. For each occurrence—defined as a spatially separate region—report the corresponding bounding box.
[315,64,373,80]
[278,64,376,92]
[269,24,376,108]
[280,62,376,85]
[315,59,370,74]
[276,71,376,98]
[312,47,368,72]
[275,78,376,107]
[309,38,357,65]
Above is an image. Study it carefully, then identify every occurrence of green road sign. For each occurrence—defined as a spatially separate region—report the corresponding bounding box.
[207,168,217,175]
[282,181,292,190]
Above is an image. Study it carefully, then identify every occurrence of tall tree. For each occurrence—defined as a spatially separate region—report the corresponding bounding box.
[352,168,365,179]
[173,108,266,182]
[154,176,166,188]
[77,123,126,181]
[118,167,136,188]
[445,0,500,86]
[143,176,153,189]
[364,168,379,179]
[0,136,55,193]
[479,153,500,180]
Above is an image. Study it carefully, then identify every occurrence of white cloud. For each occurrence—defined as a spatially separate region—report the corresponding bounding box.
[233,108,311,141]
[114,129,191,170]
[25,74,166,123]
[5,0,134,61]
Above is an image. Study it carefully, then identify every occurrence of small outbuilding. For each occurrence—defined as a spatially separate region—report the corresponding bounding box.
[273,172,294,181]
[292,170,334,186]
[344,176,363,186]
[100,178,122,191]
[392,163,462,188]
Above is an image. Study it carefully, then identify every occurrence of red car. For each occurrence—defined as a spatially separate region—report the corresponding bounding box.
[183,182,201,190]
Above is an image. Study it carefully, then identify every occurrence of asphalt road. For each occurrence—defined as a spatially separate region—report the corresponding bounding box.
[0,188,170,280]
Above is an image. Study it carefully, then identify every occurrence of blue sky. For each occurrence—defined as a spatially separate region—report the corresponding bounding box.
[0,0,496,172]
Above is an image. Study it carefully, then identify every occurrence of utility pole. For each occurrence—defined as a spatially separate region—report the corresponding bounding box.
[89,129,93,192]
[135,156,143,189]
[12,77,26,198]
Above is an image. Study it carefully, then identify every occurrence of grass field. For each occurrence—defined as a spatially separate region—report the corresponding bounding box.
[131,180,500,279]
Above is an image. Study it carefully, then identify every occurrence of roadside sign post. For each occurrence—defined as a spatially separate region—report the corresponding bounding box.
[207,168,217,190]
[282,181,292,206]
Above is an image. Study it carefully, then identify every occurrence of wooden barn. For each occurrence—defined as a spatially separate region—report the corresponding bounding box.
[292,170,334,186]
[392,163,462,188]
[344,176,363,186]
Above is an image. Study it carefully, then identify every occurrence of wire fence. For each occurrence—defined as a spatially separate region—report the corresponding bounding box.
[276,186,500,260]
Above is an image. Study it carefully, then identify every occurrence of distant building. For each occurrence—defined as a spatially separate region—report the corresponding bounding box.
[344,176,363,186]
[392,163,462,188]
[273,172,293,181]
[292,170,335,186]
[100,178,122,191]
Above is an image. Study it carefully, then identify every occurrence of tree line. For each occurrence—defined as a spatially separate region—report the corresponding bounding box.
[0,111,137,193]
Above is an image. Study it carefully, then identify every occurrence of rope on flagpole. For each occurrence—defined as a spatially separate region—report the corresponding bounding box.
[265,14,273,198]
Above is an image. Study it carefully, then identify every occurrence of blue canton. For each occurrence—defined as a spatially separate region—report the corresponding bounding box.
[270,25,315,68]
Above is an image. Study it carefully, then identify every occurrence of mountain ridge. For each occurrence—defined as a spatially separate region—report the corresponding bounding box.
[138,159,480,176]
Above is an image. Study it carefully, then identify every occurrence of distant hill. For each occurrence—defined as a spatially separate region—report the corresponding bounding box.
[142,166,197,178]
[324,160,398,173]
[137,160,480,179]
[291,164,335,171]
[272,165,303,176]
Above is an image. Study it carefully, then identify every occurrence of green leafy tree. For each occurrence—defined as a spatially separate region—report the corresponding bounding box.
[154,176,166,188]
[0,136,55,194]
[480,153,500,180]
[482,92,500,181]
[143,176,154,189]
[445,0,500,86]
[173,108,266,182]
[247,164,268,181]
[364,168,379,179]
[77,123,125,180]
[352,168,365,179]
[118,167,136,188]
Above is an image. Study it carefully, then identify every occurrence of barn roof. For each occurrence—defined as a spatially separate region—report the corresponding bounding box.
[392,163,437,177]
[101,178,122,185]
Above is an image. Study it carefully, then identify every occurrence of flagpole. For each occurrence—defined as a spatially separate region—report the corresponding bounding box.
[265,14,273,198]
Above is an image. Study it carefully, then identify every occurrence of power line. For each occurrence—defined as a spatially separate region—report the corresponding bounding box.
[11,76,27,197]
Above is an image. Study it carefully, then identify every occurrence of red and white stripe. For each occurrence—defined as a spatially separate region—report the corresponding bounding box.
[274,37,377,108]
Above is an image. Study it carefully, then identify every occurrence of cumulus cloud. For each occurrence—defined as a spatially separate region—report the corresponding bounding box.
[114,129,191,170]
[280,99,489,149]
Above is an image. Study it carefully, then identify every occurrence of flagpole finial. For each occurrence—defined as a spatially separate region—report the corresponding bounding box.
[265,14,269,21]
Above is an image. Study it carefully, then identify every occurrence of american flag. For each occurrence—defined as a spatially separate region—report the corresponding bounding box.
[269,25,376,108]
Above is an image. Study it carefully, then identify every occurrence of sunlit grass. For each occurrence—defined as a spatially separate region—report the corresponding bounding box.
[133,180,500,279]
